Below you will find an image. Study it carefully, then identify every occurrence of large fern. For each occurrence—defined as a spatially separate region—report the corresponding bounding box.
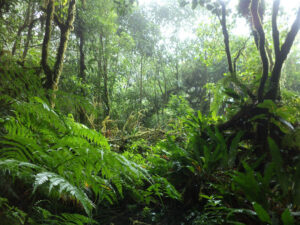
[0,97,151,219]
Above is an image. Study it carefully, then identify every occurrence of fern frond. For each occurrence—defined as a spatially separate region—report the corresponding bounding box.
[33,207,98,225]
[0,97,155,217]
[66,120,109,149]
[0,135,44,161]
[60,213,98,225]
[34,172,95,215]
[0,159,43,180]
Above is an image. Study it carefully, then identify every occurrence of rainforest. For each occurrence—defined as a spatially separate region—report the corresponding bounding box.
[0,0,300,224]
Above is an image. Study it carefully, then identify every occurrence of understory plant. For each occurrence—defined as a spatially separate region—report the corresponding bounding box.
[0,96,180,224]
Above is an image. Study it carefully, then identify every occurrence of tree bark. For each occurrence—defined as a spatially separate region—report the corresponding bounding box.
[79,30,86,81]
[77,16,87,123]
[219,1,233,74]
[265,5,300,100]
[12,1,32,56]
[52,0,76,90]
[99,33,110,116]
[218,1,256,101]
[42,0,76,91]
[22,3,37,60]
[251,0,269,102]
[41,0,55,87]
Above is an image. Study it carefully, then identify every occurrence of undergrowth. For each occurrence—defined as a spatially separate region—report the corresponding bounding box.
[0,55,300,225]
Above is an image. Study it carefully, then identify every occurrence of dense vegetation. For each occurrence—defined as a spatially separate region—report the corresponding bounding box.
[0,0,300,224]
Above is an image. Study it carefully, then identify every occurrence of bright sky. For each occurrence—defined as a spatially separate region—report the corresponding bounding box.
[138,0,300,39]
[138,0,300,11]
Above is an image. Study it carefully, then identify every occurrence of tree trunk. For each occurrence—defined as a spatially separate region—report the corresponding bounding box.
[140,54,143,108]
[99,33,110,116]
[77,20,87,123]
[52,0,76,90]
[79,31,86,81]
[41,0,55,88]
[12,1,32,56]
[42,0,76,92]
[251,0,269,102]
[22,3,37,60]
[219,1,255,101]
[103,60,110,116]
[219,1,233,74]
[265,5,300,100]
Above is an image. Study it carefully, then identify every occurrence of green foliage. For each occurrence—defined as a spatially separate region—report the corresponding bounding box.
[182,110,243,172]
[252,202,271,224]
[0,55,44,100]
[231,138,300,224]
[166,95,194,119]
[0,97,153,221]
[1,0,300,224]
[281,209,295,225]
[0,197,27,225]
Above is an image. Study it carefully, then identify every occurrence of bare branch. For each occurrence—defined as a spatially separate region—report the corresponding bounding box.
[233,38,249,72]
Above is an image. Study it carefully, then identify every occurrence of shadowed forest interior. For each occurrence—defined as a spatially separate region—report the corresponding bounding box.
[0,0,300,224]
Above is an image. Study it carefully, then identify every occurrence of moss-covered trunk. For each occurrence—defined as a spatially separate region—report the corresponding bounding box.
[42,0,76,91]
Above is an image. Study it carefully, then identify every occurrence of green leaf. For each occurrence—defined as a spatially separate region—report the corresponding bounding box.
[262,163,274,188]
[253,202,271,224]
[224,88,241,100]
[294,162,300,205]
[278,117,294,131]
[257,100,277,113]
[281,209,294,225]
[228,131,244,167]
[233,162,263,204]
[268,137,289,194]
[268,138,283,167]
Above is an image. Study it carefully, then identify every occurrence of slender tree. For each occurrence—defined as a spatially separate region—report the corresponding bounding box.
[41,0,76,92]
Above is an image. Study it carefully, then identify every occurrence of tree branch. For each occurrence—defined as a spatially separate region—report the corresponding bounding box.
[40,6,66,30]
[265,6,300,100]
[278,7,300,64]
[218,2,255,101]
[219,1,233,73]
[233,37,249,72]
[265,41,274,71]
[53,13,65,30]
[272,0,280,58]
[251,0,269,102]
[11,1,32,56]
[22,2,39,60]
